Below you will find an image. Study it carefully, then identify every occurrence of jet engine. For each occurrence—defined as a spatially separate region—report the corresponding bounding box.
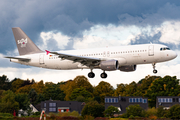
[119,65,137,72]
[100,60,119,71]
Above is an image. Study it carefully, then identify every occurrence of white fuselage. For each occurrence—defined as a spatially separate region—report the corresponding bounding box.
[11,44,177,70]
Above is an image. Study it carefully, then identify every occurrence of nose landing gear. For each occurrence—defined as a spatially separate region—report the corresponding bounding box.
[152,63,158,74]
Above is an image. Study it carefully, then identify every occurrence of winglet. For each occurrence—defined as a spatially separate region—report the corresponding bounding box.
[45,50,50,55]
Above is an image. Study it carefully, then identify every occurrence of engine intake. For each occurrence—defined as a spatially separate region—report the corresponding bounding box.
[119,65,136,72]
[100,60,119,71]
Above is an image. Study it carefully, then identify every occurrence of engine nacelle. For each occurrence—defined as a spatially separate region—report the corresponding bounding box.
[119,65,137,72]
[100,60,119,71]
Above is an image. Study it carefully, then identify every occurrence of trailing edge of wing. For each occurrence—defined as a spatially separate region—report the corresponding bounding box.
[5,56,31,62]
[50,51,101,66]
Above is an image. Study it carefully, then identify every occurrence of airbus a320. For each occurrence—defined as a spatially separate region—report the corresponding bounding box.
[5,27,177,78]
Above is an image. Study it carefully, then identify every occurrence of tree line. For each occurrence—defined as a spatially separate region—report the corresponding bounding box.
[0,74,180,116]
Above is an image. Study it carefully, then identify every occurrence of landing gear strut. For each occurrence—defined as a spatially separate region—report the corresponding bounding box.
[152,63,157,74]
[100,71,107,79]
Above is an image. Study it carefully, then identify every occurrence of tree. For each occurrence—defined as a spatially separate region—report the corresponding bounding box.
[60,80,76,100]
[16,80,45,94]
[76,96,86,102]
[123,81,137,96]
[15,93,30,110]
[60,76,93,101]
[104,105,120,117]
[135,76,161,97]
[145,76,180,107]
[93,81,114,103]
[36,93,45,104]
[114,83,126,96]
[16,84,32,94]
[43,82,65,101]
[125,104,145,118]
[11,79,24,92]
[166,104,180,119]
[157,106,167,118]
[81,101,105,118]
[0,75,11,90]
[0,90,19,114]
[73,76,93,93]
[28,88,38,105]
[31,80,45,94]
[70,87,92,101]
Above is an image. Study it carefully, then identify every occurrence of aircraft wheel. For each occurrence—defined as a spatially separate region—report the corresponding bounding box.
[88,72,95,78]
[100,72,107,79]
[153,69,157,74]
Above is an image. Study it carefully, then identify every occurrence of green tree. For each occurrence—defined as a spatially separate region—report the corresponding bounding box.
[0,75,11,90]
[15,93,30,110]
[36,93,45,104]
[0,90,19,114]
[166,104,180,119]
[81,101,105,118]
[145,76,180,107]
[28,88,38,105]
[123,81,137,96]
[125,104,144,118]
[157,106,167,118]
[73,76,93,93]
[70,87,92,101]
[43,82,65,101]
[94,81,114,103]
[76,96,86,102]
[136,76,161,97]
[104,105,120,117]
[114,83,126,96]
[93,96,101,103]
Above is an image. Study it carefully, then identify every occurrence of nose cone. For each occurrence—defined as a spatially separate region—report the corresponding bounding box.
[171,51,177,59]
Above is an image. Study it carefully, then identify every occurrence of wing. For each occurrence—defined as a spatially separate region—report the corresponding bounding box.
[50,51,101,67]
[5,56,31,62]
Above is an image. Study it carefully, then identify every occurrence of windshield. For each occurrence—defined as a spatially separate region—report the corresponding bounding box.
[160,47,170,51]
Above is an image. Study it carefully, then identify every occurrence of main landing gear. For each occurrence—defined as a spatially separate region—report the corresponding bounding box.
[88,70,107,79]
[152,63,158,74]
[88,72,95,78]
[100,72,107,79]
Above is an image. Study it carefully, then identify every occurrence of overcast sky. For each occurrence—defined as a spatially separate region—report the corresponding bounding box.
[1,0,180,87]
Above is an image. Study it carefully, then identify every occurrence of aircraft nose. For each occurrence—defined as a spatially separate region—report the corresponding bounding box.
[172,51,177,59]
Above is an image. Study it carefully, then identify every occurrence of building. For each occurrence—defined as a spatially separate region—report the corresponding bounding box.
[40,100,85,113]
[105,96,148,114]
[18,104,39,117]
[156,96,180,109]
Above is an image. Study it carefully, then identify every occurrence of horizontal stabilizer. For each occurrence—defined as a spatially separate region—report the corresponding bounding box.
[5,56,31,62]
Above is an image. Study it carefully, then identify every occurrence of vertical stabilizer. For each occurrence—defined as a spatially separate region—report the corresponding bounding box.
[12,27,43,55]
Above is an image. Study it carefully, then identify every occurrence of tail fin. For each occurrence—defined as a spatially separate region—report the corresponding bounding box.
[12,27,43,55]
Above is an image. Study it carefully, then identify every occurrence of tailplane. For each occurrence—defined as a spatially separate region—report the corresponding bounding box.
[12,27,43,55]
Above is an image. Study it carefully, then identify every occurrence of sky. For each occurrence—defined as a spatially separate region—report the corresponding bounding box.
[1,0,180,88]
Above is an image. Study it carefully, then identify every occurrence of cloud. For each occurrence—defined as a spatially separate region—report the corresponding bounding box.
[73,24,141,49]
[1,1,180,54]
[40,31,70,50]
[1,0,180,87]
[159,21,180,45]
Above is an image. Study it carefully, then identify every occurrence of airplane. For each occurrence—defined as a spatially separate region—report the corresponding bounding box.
[5,27,177,78]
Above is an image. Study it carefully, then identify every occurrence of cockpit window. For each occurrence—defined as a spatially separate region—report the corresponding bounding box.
[160,47,170,51]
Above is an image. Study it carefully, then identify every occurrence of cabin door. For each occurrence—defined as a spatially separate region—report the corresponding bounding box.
[148,45,154,56]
